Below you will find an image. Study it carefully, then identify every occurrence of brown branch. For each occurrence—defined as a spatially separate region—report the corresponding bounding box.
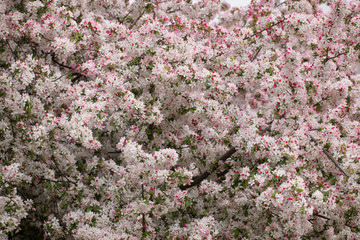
[267,210,280,218]
[141,184,146,237]
[275,1,287,8]
[108,151,123,154]
[51,55,86,83]
[324,52,346,63]
[180,170,211,190]
[117,9,134,24]
[216,164,232,179]
[244,18,286,40]
[322,149,350,177]
[6,40,18,60]
[309,135,350,178]
[261,120,274,133]
[52,159,78,185]
[308,128,322,131]
[345,221,360,231]
[38,177,76,185]
[314,213,360,231]
[52,55,73,69]
[129,9,146,29]
[250,46,262,62]
[70,73,85,83]
[313,213,331,220]
[179,147,237,190]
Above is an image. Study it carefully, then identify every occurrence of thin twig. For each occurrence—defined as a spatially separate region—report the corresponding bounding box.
[244,18,286,40]
[6,40,18,60]
[38,177,76,185]
[52,159,78,185]
[108,151,123,154]
[51,73,68,82]
[117,9,134,23]
[268,210,280,218]
[275,1,287,8]
[309,135,350,178]
[129,9,146,29]
[51,55,85,83]
[51,55,73,69]
[314,213,360,231]
[313,213,331,220]
[324,52,346,63]
[309,128,322,131]
[250,46,262,62]
[322,149,350,177]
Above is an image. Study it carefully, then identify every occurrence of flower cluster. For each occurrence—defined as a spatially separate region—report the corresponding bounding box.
[0,0,359,239]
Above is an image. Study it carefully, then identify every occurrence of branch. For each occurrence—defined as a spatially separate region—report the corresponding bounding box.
[250,46,262,62]
[275,1,286,8]
[309,135,350,178]
[322,149,350,178]
[244,18,286,40]
[216,164,232,179]
[179,170,211,190]
[6,40,18,60]
[51,55,73,69]
[51,55,86,83]
[52,159,78,185]
[262,120,274,133]
[108,151,123,154]
[141,184,146,237]
[117,9,134,24]
[37,177,76,185]
[324,52,346,63]
[70,73,85,83]
[313,213,360,231]
[313,213,330,220]
[179,147,237,190]
[129,9,146,29]
[308,128,322,131]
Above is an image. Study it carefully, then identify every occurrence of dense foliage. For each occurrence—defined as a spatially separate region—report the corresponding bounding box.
[0,0,360,239]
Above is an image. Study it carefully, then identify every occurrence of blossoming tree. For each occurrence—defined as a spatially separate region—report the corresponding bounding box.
[0,0,360,239]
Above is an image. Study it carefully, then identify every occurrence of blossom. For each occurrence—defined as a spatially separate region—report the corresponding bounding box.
[1,0,360,238]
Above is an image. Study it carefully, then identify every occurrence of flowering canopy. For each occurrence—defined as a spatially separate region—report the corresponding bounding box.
[0,0,360,239]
